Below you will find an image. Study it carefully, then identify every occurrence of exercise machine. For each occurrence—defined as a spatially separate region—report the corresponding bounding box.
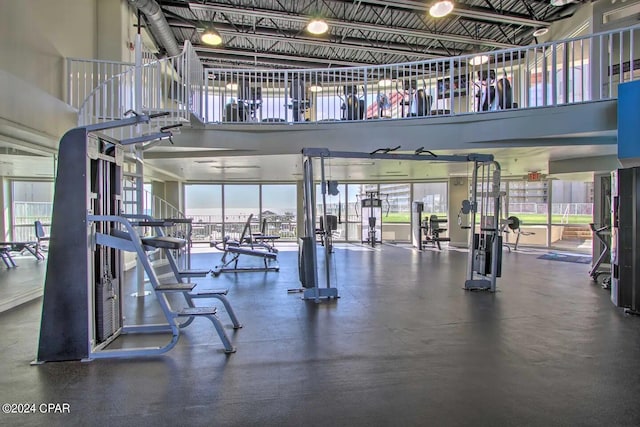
[400,80,432,117]
[376,92,392,118]
[411,202,450,250]
[589,223,611,288]
[210,214,279,276]
[300,147,502,301]
[317,214,338,254]
[339,85,365,120]
[223,80,262,122]
[35,113,237,363]
[501,216,535,252]
[289,77,312,122]
[422,215,450,250]
[464,160,503,292]
[610,167,640,312]
[475,69,515,112]
[358,191,385,247]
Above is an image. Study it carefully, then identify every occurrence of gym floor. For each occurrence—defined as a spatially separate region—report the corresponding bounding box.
[1,243,639,426]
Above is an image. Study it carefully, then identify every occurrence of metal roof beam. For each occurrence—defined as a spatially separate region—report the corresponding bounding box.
[197,47,367,67]
[334,0,550,28]
[211,26,446,59]
[188,3,520,49]
[165,19,452,58]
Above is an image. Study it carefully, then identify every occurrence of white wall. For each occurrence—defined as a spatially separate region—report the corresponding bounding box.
[97,0,156,63]
[0,0,98,140]
[448,177,470,247]
[0,0,148,143]
[539,3,594,43]
[0,0,98,99]
[593,0,640,33]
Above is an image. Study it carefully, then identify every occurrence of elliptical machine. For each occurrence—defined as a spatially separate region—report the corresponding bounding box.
[289,77,312,122]
[339,85,365,120]
[475,69,515,111]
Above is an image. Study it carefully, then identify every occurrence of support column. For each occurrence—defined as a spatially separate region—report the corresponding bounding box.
[0,177,9,241]
[448,177,469,247]
[151,180,166,217]
[296,180,304,239]
[164,181,183,212]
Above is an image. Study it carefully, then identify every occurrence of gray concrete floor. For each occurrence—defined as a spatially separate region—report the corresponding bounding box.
[1,243,639,426]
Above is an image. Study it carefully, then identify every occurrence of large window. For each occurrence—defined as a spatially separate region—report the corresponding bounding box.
[380,183,411,223]
[223,185,260,240]
[551,180,593,224]
[262,184,297,239]
[550,179,593,251]
[507,181,548,224]
[504,180,548,247]
[413,182,448,216]
[185,184,222,241]
[11,181,54,241]
[315,182,347,241]
[345,183,363,242]
[185,184,297,242]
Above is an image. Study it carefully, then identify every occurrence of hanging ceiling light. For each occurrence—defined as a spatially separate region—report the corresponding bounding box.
[469,54,490,66]
[307,18,329,35]
[201,28,223,46]
[550,0,575,6]
[532,27,549,37]
[429,0,454,18]
[309,84,323,93]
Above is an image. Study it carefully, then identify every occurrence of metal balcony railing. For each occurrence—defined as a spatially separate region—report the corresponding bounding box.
[70,25,640,129]
[75,41,205,141]
[203,25,640,124]
[66,58,134,110]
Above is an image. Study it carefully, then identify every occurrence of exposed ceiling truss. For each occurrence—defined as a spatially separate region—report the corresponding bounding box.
[148,0,581,69]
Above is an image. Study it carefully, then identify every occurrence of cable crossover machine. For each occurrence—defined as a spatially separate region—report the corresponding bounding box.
[34,113,240,363]
[298,147,504,302]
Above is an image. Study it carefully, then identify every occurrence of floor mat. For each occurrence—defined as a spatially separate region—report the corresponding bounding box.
[537,252,591,264]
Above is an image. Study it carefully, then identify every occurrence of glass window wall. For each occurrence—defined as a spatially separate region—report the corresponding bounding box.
[504,180,548,247]
[262,184,297,239]
[185,184,297,242]
[223,185,259,240]
[185,184,223,241]
[550,179,593,251]
[11,180,54,241]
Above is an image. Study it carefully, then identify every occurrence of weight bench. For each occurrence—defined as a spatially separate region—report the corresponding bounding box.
[1,246,16,268]
[211,238,280,277]
[0,241,45,268]
[210,214,279,277]
[246,217,280,253]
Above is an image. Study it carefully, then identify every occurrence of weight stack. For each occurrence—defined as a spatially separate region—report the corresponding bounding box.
[95,278,121,343]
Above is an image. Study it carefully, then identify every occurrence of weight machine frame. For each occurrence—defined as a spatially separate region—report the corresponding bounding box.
[33,114,200,363]
[357,190,387,247]
[300,147,503,302]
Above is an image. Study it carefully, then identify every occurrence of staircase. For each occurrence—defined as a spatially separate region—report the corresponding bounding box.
[561,225,592,240]
[73,38,199,231]
[75,40,205,142]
